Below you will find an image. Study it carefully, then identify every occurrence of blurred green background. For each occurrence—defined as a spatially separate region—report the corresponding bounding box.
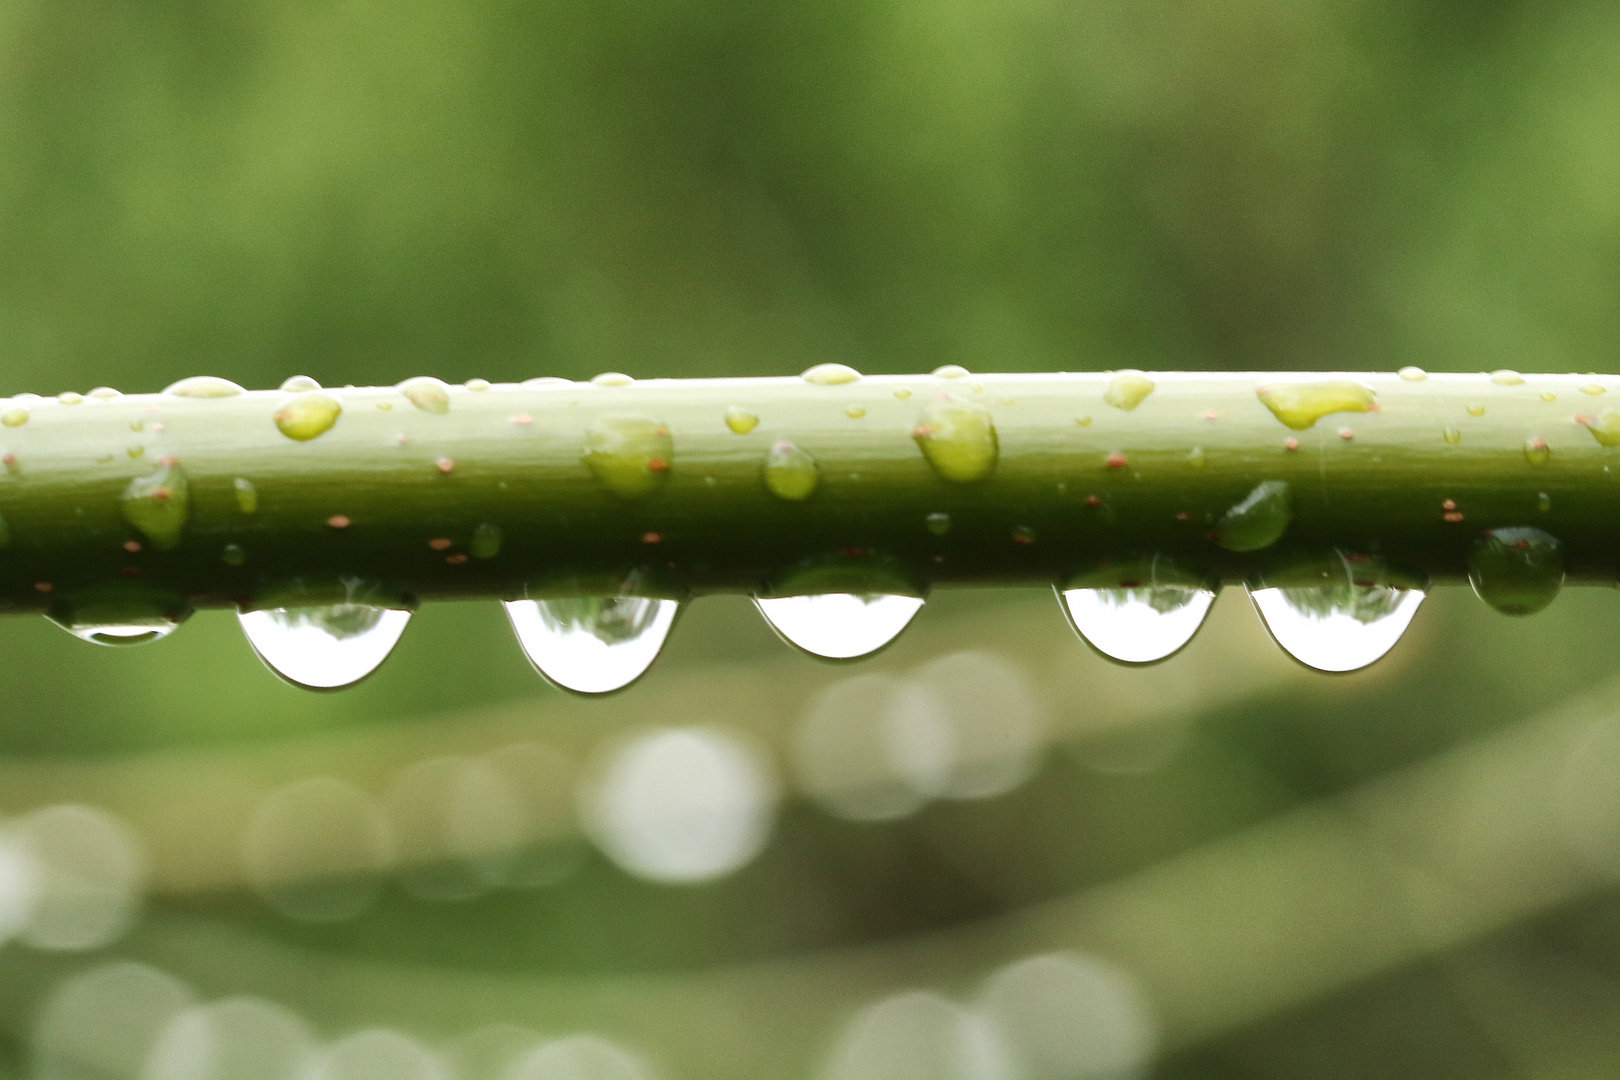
[4,0,1620,1077]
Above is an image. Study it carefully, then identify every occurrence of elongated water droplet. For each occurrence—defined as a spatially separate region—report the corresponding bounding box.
[1580,409,1620,446]
[755,594,923,660]
[1215,480,1291,552]
[1467,526,1563,615]
[1467,403,1485,416]
[164,376,244,398]
[724,406,759,434]
[280,375,320,392]
[239,599,413,689]
[1490,369,1525,385]
[1,408,28,427]
[1059,556,1216,664]
[234,477,258,512]
[1255,380,1376,430]
[1443,426,1461,444]
[582,414,673,499]
[88,387,120,400]
[1581,383,1606,395]
[802,363,861,385]
[1397,366,1427,381]
[119,462,190,550]
[274,393,342,441]
[764,440,819,500]
[470,522,504,558]
[505,596,680,694]
[397,376,451,414]
[46,584,192,646]
[912,397,997,483]
[1248,553,1425,672]
[1524,435,1550,465]
[1103,370,1155,411]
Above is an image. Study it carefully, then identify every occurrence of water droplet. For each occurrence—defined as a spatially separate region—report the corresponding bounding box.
[591,372,634,387]
[1186,445,1206,468]
[1582,383,1606,395]
[1541,391,1557,401]
[119,462,189,550]
[912,397,997,483]
[1058,556,1217,664]
[1248,552,1426,672]
[932,365,970,379]
[1467,403,1486,416]
[234,477,258,512]
[88,387,120,400]
[1539,491,1553,513]
[1580,409,1620,446]
[280,375,320,392]
[163,376,244,398]
[1255,380,1376,430]
[1491,369,1526,385]
[465,377,491,391]
[894,388,912,399]
[1075,415,1092,426]
[274,393,342,441]
[397,376,450,414]
[925,511,951,535]
[522,376,574,388]
[845,405,867,419]
[582,415,673,499]
[470,522,504,558]
[756,594,924,660]
[1103,371,1155,411]
[1443,426,1461,444]
[764,440,819,501]
[724,406,759,434]
[57,392,82,405]
[802,363,861,385]
[505,594,681,694]
[1215,480,1291,552]
[46,583,192,645]
[1,408,28,427]
[126,445,144,458]
[239,582,415,689]
[1524,435,1550,465]
[1398,366,1427,381]
[1467,526,1564,615]
[222,543,246,565]
[129,419,145,431]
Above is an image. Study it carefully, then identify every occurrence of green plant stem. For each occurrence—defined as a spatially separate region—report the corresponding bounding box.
[0,369,1613,612]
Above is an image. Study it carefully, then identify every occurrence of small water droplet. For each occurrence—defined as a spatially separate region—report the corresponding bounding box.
[1,408,28,427]
[1580,409,1620,446]
[583,415,674,499]
[57,392,82,405]
[397,376,451,414]
[1103,371,1155,411]
[755,595,923,660]
[764,440,819,501]
[591,372,634,387]
[845,405,867,419]
[126,445,144,458]
[894,388,912,399]
[1443,426,1461,444]
[1186,446,1207,468]
[470,522,504,558]
[222,543,247,565]
[1524,435,1550,465]
[46,583,192,646]
[1490,369,1525,385]
[925,511,951,535]
[1538,491,1552,512]
[1255,380,1376,430]
[164,376,244,398]
[239,582,415,689]
[465,377,491,391]
[1215,480,1292,552]
[280,375,320,392]
[1249,552,1426,672]
[802,363,862,385]
[1398,366,1427,381]
[129,419,144,431]
[119,462,189,550]
[1075,415,1092,426]
[1581,383,1606,395]
[1467,403,1485,416]
[724,407,759,434]
[274,393,342,441]
[931,365,970,379]
[505,594,681,694]
[1059,556,1217,664]
[88,387,120,400]
[1541,391,1557,401]
[1467,526,1563,615]
[912,397,997,483]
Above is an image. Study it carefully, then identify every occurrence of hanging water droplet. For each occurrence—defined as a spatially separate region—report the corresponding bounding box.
[46,583,192,646]
[1467,526,1564,615]
[1248,553,1426,672]
[119,462,189,550]
[505,594,681,694]
[280,375,320,392]
[238,581,415,689]
[1397,366,1427,381]
[591,372,633,387]
[1443,426,1461,444]
[470,522,504,558]
[582,414,673,499]
[1580,409,1620,446]
[755,594,924,660]
[1058,556,1217,664]
[925,511,951,535]
[274,393,342,441]
[163,376,244,398]
[764,440,819,501]
[1255,380,1376,430]
[397,376,451,414]
[912,397,997,483]
[1215,480,1291,552]
[1103,370,1155,411]
[802,363,861,385]
[724,407,759,434]
[1490,369,1526,386]
[234,477,258,512]
[1524,435,1550,465]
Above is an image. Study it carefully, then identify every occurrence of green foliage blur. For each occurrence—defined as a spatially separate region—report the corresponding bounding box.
[4,1,1620,1078]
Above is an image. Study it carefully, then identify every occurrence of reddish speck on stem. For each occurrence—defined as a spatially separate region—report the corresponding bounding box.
[1085,494,1101,507]
[328,514,350,529]
[150,422,165,432]
[1284,437,1300,451]
[158,455,177,466]
[1443,511,1464,523]
[153,487,170,501]
[647,457,668,472]
[1105,451,1127,469]
[119,566,140,577]
[445,553,468,565]
[1515,538,1531,549]
[1527,436,1548,451]
[511,413,533,426]
[428,537,452,551]
[396,433,409,445]
[33,582,51,593]
[1338,427,1354,440]
[643,531,662,545]
[1,454,15,467]
[842,546,868,557]
[1175,511,1190,521]
[123,540,141,552]
[437,457,455,474]
[1443,499,1456,510]
[912,424,934,438]
[1203,409,1217,420]
[1577,413,1595,425]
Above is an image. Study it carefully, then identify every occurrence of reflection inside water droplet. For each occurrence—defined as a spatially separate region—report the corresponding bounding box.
[47,586,192,647]
[505,596,679,694]
[1059,558,1216,665]
[1248,555,1424,673]
[238,605,412,689]
[755,594,924,660]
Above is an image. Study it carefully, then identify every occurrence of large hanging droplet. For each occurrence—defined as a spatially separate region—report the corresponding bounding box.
[1058,556,1217,665]
[1255,380,1376,430]
[755,594,924,660]
[764,440,819,500]
[46,584,193,646]
[1248,553,1426,672]
[582,414,673,499]
[1215,480,1292,552]
[912,397,998,483]
[1103,371,1155,411]
[238,583,414,689]
[505,595,681,694]
[1467,526,1564,615]
[396,376,451,414]
[163,376,244,398]
[119,462,190,551]
[273,393,342,441]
